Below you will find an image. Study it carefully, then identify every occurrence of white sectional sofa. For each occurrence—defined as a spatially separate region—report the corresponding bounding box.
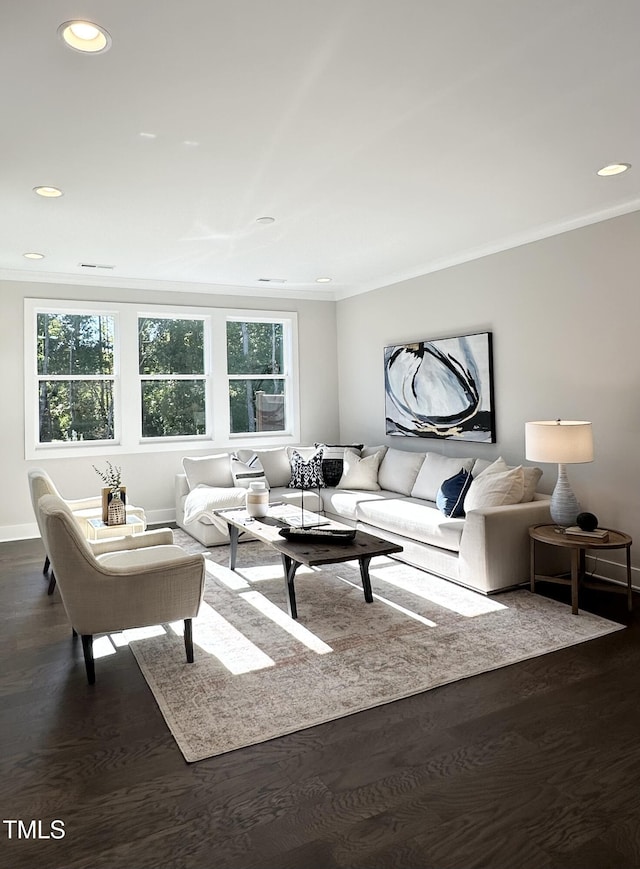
[175,444,555,595]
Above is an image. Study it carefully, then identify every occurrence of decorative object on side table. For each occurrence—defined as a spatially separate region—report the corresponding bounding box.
[576,511,598,531]
[525,419,594,527]
[93,461,127,525]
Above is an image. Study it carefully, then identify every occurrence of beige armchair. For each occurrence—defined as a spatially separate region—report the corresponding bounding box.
[38,493,206,684]
[28,468,149,594]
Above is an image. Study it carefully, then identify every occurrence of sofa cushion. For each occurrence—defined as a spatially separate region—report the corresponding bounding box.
[230,454,268,488]
[270,486,323,513]
[356,496,465,552]
[237,447,291,488]
[314,443,363,487]
[464,466,524,511]
[436,469,473,518]
[471,458,493,477]
[288,448,325,489]
[183,453,233,490]
[377,448,425,495]
[337,449,384,490]
[323,488,399,522]
[477,456,542,503]
[410,453,474,501]
[362,445,388,460]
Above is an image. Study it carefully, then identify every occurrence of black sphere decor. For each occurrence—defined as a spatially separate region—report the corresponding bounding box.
[576,512,598,532]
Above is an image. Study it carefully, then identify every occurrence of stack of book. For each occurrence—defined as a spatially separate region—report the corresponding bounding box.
[564,526,609,542]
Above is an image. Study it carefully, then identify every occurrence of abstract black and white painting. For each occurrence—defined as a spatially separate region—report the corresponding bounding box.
[384,331,495,442]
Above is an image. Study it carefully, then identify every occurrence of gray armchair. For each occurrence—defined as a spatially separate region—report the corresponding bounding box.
[38,493,206,684]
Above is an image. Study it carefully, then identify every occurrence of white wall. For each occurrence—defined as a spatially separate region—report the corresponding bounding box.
[2,280,339,540]
[336,210,640,582]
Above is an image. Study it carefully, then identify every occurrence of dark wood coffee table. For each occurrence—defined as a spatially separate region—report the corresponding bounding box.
[216,507,403,619]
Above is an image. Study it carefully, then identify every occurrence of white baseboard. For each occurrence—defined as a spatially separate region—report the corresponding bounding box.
[0,509,177,543]
[585,553,639,590]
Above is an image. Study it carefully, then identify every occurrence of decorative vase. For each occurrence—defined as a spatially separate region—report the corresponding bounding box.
[245,482,268,518]
[102,486,126,523]
[107,489,126,526]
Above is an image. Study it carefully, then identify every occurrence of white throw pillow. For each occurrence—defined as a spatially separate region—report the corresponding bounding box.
[236,447,292,488]
[476,456,541,502]
[378,448,426,495]
[230,454,268,489]
[337,449,383,490]
[183,454,233,490]
[410,452,474,502]
[464,466,525,511]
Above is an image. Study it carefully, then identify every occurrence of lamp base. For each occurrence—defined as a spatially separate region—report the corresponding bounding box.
[550,463,581,527]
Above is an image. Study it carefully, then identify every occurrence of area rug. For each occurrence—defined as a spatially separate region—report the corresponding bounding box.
[128,540,623,762]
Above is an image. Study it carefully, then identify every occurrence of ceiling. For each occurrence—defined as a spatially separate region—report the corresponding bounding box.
[1,0,639,301]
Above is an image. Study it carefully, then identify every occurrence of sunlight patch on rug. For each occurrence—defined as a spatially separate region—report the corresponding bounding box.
[129,544,624,762]
[368,559,506,617]
[189,600,275,675]
[335,573,437,627]
[240,590,333,654]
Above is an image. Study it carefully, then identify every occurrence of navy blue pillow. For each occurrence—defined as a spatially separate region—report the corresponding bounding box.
[436,469,473,518]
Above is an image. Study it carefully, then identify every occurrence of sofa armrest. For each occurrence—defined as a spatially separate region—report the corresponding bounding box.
[459,496,553,593]
[175,473,190,498]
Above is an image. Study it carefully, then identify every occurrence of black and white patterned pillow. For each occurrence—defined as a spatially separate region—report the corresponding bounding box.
[288,449,325,489]
[314,443,363,487]
[231,453,269,488]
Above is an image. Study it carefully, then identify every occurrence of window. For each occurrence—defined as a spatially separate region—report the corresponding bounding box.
[24,299,299,458]
[36,311,116,444]
[138,316,207,438]
[227,319,287,434]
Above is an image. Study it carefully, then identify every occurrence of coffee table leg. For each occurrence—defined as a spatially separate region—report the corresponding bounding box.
[358,556,374,603]
[228,525,239,570]
[280,554,299,620]
[627,544,633,612]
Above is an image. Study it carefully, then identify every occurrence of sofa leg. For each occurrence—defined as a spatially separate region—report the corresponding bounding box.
[184,618,194,663]
[47,571,57,595]
[81,634,95,685]
[43,555,50,575]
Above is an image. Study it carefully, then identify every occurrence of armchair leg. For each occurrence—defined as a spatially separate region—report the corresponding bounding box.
[43,555,50,575]
[47,571,57,595]
[184,618,194,663]
[81,634,96,685]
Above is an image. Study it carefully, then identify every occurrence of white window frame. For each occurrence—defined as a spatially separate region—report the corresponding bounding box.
[224,314,293,439]
[24,299,300,459]
[137,311,211,443]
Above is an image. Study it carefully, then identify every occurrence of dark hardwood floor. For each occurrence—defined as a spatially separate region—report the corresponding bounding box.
[2,537,640,869]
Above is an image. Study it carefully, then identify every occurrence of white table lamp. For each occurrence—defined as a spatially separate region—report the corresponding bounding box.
[525,420,594,527]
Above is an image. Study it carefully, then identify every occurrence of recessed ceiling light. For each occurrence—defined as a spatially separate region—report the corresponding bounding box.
[596,163,631,176]
[23,252,45,260]
[58,20,112,54]
[33,186,63,198]
[139,132,157,139]
[256,216,276,224]
[316,277,332,283]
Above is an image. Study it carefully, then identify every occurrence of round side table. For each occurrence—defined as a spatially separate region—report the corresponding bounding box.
[529,523,633,615]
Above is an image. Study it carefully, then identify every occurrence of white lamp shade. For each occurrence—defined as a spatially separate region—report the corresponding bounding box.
[525,420,594,464]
